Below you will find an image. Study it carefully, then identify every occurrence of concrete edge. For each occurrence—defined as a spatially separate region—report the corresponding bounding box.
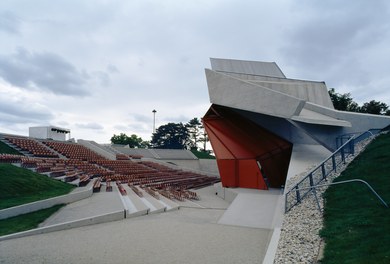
[0,188,93,220]
[126,208,148,218]
[262,227,281,264]
[0,210,125,242]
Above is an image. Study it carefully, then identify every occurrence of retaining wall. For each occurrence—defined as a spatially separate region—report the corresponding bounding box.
[0,210,124,241]
[0,188,93,220]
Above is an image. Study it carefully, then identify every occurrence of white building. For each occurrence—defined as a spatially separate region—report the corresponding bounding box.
[29,126,70,141]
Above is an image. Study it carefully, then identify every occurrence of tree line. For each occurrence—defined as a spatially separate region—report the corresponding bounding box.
[111,118,208,150]
[328,88,390,115]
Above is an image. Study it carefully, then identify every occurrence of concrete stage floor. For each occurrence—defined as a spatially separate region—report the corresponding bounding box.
[0,186,271,264]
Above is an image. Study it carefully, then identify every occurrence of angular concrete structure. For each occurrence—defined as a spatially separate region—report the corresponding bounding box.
[203,58,390,190]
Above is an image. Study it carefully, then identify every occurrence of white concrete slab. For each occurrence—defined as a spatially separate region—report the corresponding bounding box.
[287,144,331,181]
[218,189,283,229]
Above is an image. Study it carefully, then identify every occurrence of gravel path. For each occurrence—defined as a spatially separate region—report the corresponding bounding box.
[274,136,376,264]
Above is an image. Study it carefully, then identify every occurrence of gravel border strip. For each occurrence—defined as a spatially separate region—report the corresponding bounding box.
[274,136,376,264]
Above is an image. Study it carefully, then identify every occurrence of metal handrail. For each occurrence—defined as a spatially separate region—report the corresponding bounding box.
[284,137,355,213]
[285,130,378,213]
[292,179,388,212]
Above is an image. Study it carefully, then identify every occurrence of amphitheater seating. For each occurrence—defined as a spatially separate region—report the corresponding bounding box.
[43,141,105,161]
[116,153,130,160]
[5,137,58,158]
[142,187,160,199]
[116,182,127,196]
[0,154,23,163]
[0,136,220,202]
[106,180,112,192]
[78,175,90,187]
[93,178,102,193]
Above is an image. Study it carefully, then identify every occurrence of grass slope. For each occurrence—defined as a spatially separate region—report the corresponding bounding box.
[0,204,64,236]
[320,133,390,263]
[0,163,75,210]
[0,141,21,155]
[191,149,216,159]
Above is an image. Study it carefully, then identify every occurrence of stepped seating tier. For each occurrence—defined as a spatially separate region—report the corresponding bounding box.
[0,137,220,207]
[5,137,59,158]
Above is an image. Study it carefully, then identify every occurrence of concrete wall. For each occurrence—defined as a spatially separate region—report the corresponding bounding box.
[0,188,93,220]
[78,139,116,160]
[0,210,124,241]
[159,159,219,175]
[214,183,238,203]
[206,69,305,119]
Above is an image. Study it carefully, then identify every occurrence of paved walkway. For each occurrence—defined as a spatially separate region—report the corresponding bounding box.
[0,187,271,264]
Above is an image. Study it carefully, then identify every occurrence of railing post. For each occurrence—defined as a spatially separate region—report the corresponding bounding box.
[332,155,336,172]
[311,188,322,212]
[295,186,301,204]
[341,147,345,163]
[350,138,355,155]
[321,164,326,180]
[285,194,288,213]
[309,173,314,186]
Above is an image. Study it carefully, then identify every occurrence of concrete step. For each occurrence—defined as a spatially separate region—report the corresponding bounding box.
[138,189,166,214]
[158,195,180,211]
[123,186,149,217]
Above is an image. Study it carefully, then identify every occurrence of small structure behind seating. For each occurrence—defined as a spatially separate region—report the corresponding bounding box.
[29,126,71,141]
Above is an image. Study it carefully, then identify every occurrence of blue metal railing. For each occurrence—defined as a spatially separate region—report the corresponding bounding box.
[284,130,378,213]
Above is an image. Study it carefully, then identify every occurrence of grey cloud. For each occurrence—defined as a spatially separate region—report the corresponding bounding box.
[282,1,389,69]
[91,71,110,87]
[107,64,119,74]
[0,11,21,34]
[113,125,129,131]
[280,0,390,94]
[114,123,152,136]
[0,98,54,125]
[162,115,191,124]
[132,113,152,123]
[75,122,104,130]
[0,48,90,96]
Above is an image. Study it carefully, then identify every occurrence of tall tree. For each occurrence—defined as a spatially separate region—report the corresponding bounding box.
[151,122,190,149]
[328,88,359,112]
[111,133,149,148]
[359,100,389,115]
[198,121,209,152]
[186,118,202,150]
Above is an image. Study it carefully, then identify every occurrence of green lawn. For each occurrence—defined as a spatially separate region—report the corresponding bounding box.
[0,204,64,236]
[0,141,21,155]
[320,133,390,263]
[0,163,75,209]
[191,149,216,159]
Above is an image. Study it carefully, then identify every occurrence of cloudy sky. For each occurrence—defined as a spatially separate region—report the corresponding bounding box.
[1,0,389,143]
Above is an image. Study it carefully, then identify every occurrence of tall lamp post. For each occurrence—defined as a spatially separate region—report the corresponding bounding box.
[152,109,157,134]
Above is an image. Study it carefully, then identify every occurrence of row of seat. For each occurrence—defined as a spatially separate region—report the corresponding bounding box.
[5,137,58,158]
[116,182,127,196]
[43,141,105,161]
[115,153,130,160]
[0,154,23,163]
[1,138,220,202]
[93,178,102,193]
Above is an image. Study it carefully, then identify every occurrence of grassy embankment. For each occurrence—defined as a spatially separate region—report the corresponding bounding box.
[0,146,75,236]
[0,140,21,155]
[320,132,390,263]
[191,149,215,159]
[0,163,75,209]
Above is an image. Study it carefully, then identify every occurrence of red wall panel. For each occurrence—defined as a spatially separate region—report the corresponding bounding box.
[203,105,292,190]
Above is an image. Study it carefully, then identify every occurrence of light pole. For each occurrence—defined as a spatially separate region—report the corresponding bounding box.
[152,109,157,134]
